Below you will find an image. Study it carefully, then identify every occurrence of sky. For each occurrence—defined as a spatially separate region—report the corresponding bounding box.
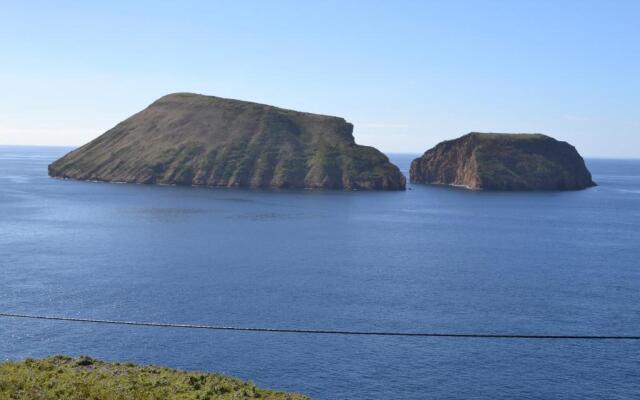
[1,1,639,157]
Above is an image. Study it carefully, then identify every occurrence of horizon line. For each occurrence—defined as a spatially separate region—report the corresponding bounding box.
[0,143,638,161]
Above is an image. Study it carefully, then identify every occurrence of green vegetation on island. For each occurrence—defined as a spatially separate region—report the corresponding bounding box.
[0,356,308,400]
[49,93,405,190]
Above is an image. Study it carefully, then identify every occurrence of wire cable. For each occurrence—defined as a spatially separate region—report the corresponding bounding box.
[2,312,639,340]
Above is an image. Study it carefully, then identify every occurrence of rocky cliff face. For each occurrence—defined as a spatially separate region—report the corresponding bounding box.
[49,93,405,190]
[410,132,596,190]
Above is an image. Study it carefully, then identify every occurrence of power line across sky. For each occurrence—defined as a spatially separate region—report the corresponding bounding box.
[2,312,639,341]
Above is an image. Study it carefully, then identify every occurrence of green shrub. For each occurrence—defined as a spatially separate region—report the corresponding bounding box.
[0,356,308,400]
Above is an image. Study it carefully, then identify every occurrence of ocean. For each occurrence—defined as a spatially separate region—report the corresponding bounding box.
[1,146,639,399]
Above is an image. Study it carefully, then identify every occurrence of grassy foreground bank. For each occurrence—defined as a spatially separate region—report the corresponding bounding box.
[0,356,308,400]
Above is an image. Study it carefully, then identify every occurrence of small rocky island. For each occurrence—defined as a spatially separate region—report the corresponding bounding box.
[49,93,405,190]
[410,132,596,190]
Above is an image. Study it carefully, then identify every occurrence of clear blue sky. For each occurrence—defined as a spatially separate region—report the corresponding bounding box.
[1,1,638,157]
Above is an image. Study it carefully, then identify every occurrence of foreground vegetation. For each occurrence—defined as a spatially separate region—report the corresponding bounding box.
[0,356,308,400]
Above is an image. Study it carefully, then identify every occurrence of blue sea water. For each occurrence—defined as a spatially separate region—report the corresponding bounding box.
[1,145,639,399]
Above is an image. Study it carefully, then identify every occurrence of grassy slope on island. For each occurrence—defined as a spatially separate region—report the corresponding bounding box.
[49,93,406,190]
[0,356,308,400]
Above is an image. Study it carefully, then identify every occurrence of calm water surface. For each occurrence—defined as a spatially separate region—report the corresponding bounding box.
[1,146,639,399]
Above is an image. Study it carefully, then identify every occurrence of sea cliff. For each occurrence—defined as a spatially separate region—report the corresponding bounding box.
[410,132,595,190]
